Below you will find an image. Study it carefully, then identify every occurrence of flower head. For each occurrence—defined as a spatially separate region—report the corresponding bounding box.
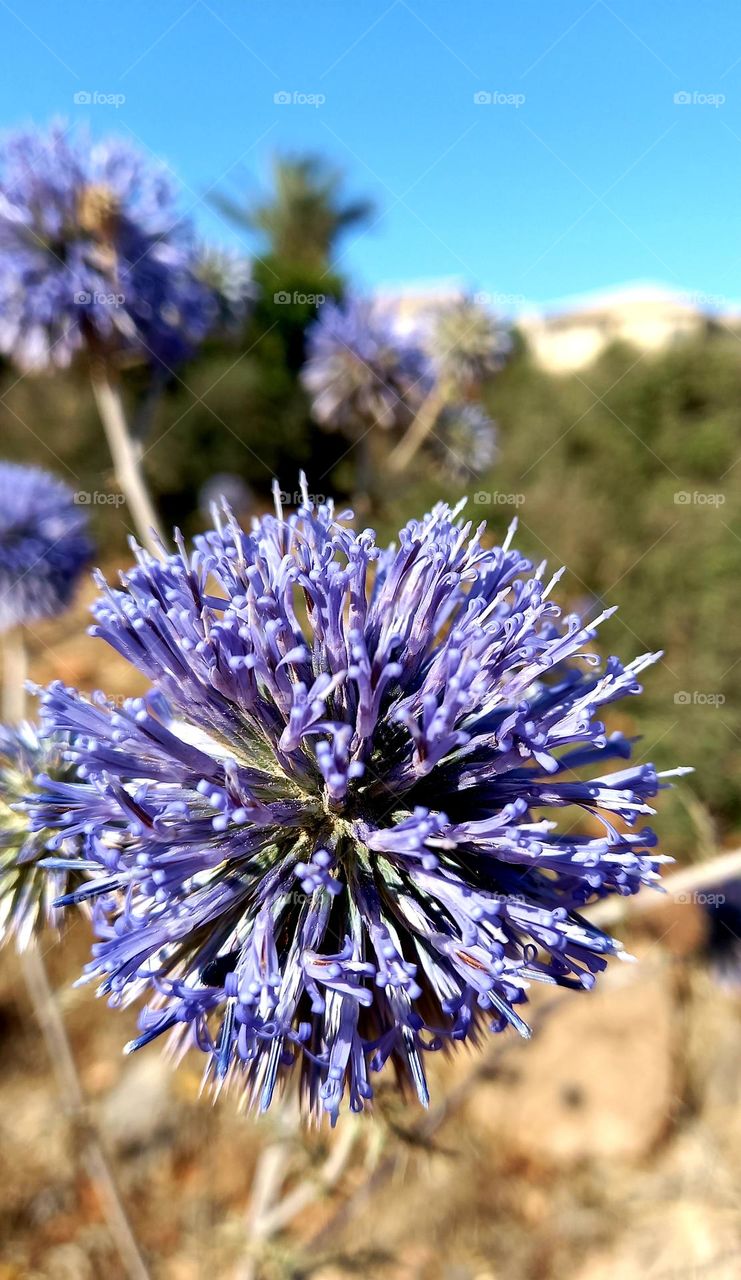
[194,245,253,337]
[0,462,92,632]
[0,721,81,950]
[426,298,509,394]
[434,403,497,479]
[302,298,425,435]
[34,481,675,1120]
[0,122,217,372]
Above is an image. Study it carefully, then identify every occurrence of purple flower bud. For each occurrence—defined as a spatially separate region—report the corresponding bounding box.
[31,477,677,1120]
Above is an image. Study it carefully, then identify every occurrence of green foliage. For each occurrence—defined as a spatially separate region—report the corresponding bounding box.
[212,154,375,272]
[142,151,374,524]
[143,258,347,527]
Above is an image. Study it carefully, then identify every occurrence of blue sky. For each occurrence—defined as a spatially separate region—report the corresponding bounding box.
[1,1,740,307]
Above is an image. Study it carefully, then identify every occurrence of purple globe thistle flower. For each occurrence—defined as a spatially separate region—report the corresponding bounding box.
[0,462,92,632]
[34,480,677,1120]
[0,721,81,950]
[302,298,426,436]
[0,122,217,373]
[434,404,497,479]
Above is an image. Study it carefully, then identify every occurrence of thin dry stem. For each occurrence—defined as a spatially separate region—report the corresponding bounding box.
[3,630,150,1280]
[1,628,27,725]
[90,367,165,556]
[388,385,445,472]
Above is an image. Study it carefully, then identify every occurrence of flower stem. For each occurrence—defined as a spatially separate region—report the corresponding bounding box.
[388,384,446,473]
[90,365,165,557]
[19,946,151,1280]
[234,1096,300,1280]
[1,628,27,725]
[256,1118,359,1238]
[1,631,150,1280]
[234,1102,360,1278]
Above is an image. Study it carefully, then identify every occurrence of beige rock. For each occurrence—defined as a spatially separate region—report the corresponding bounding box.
[465,956,675,1163]
[38,1245,93,1280]
[575,1202,741,1280]
[97,1053,178,1156]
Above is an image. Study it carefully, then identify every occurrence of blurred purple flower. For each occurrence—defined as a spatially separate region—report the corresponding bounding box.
[434,403,497,479]
[302,297,426,436]
[34,480,676,1120]
[0,462,92,632]
[0,122,217,372]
